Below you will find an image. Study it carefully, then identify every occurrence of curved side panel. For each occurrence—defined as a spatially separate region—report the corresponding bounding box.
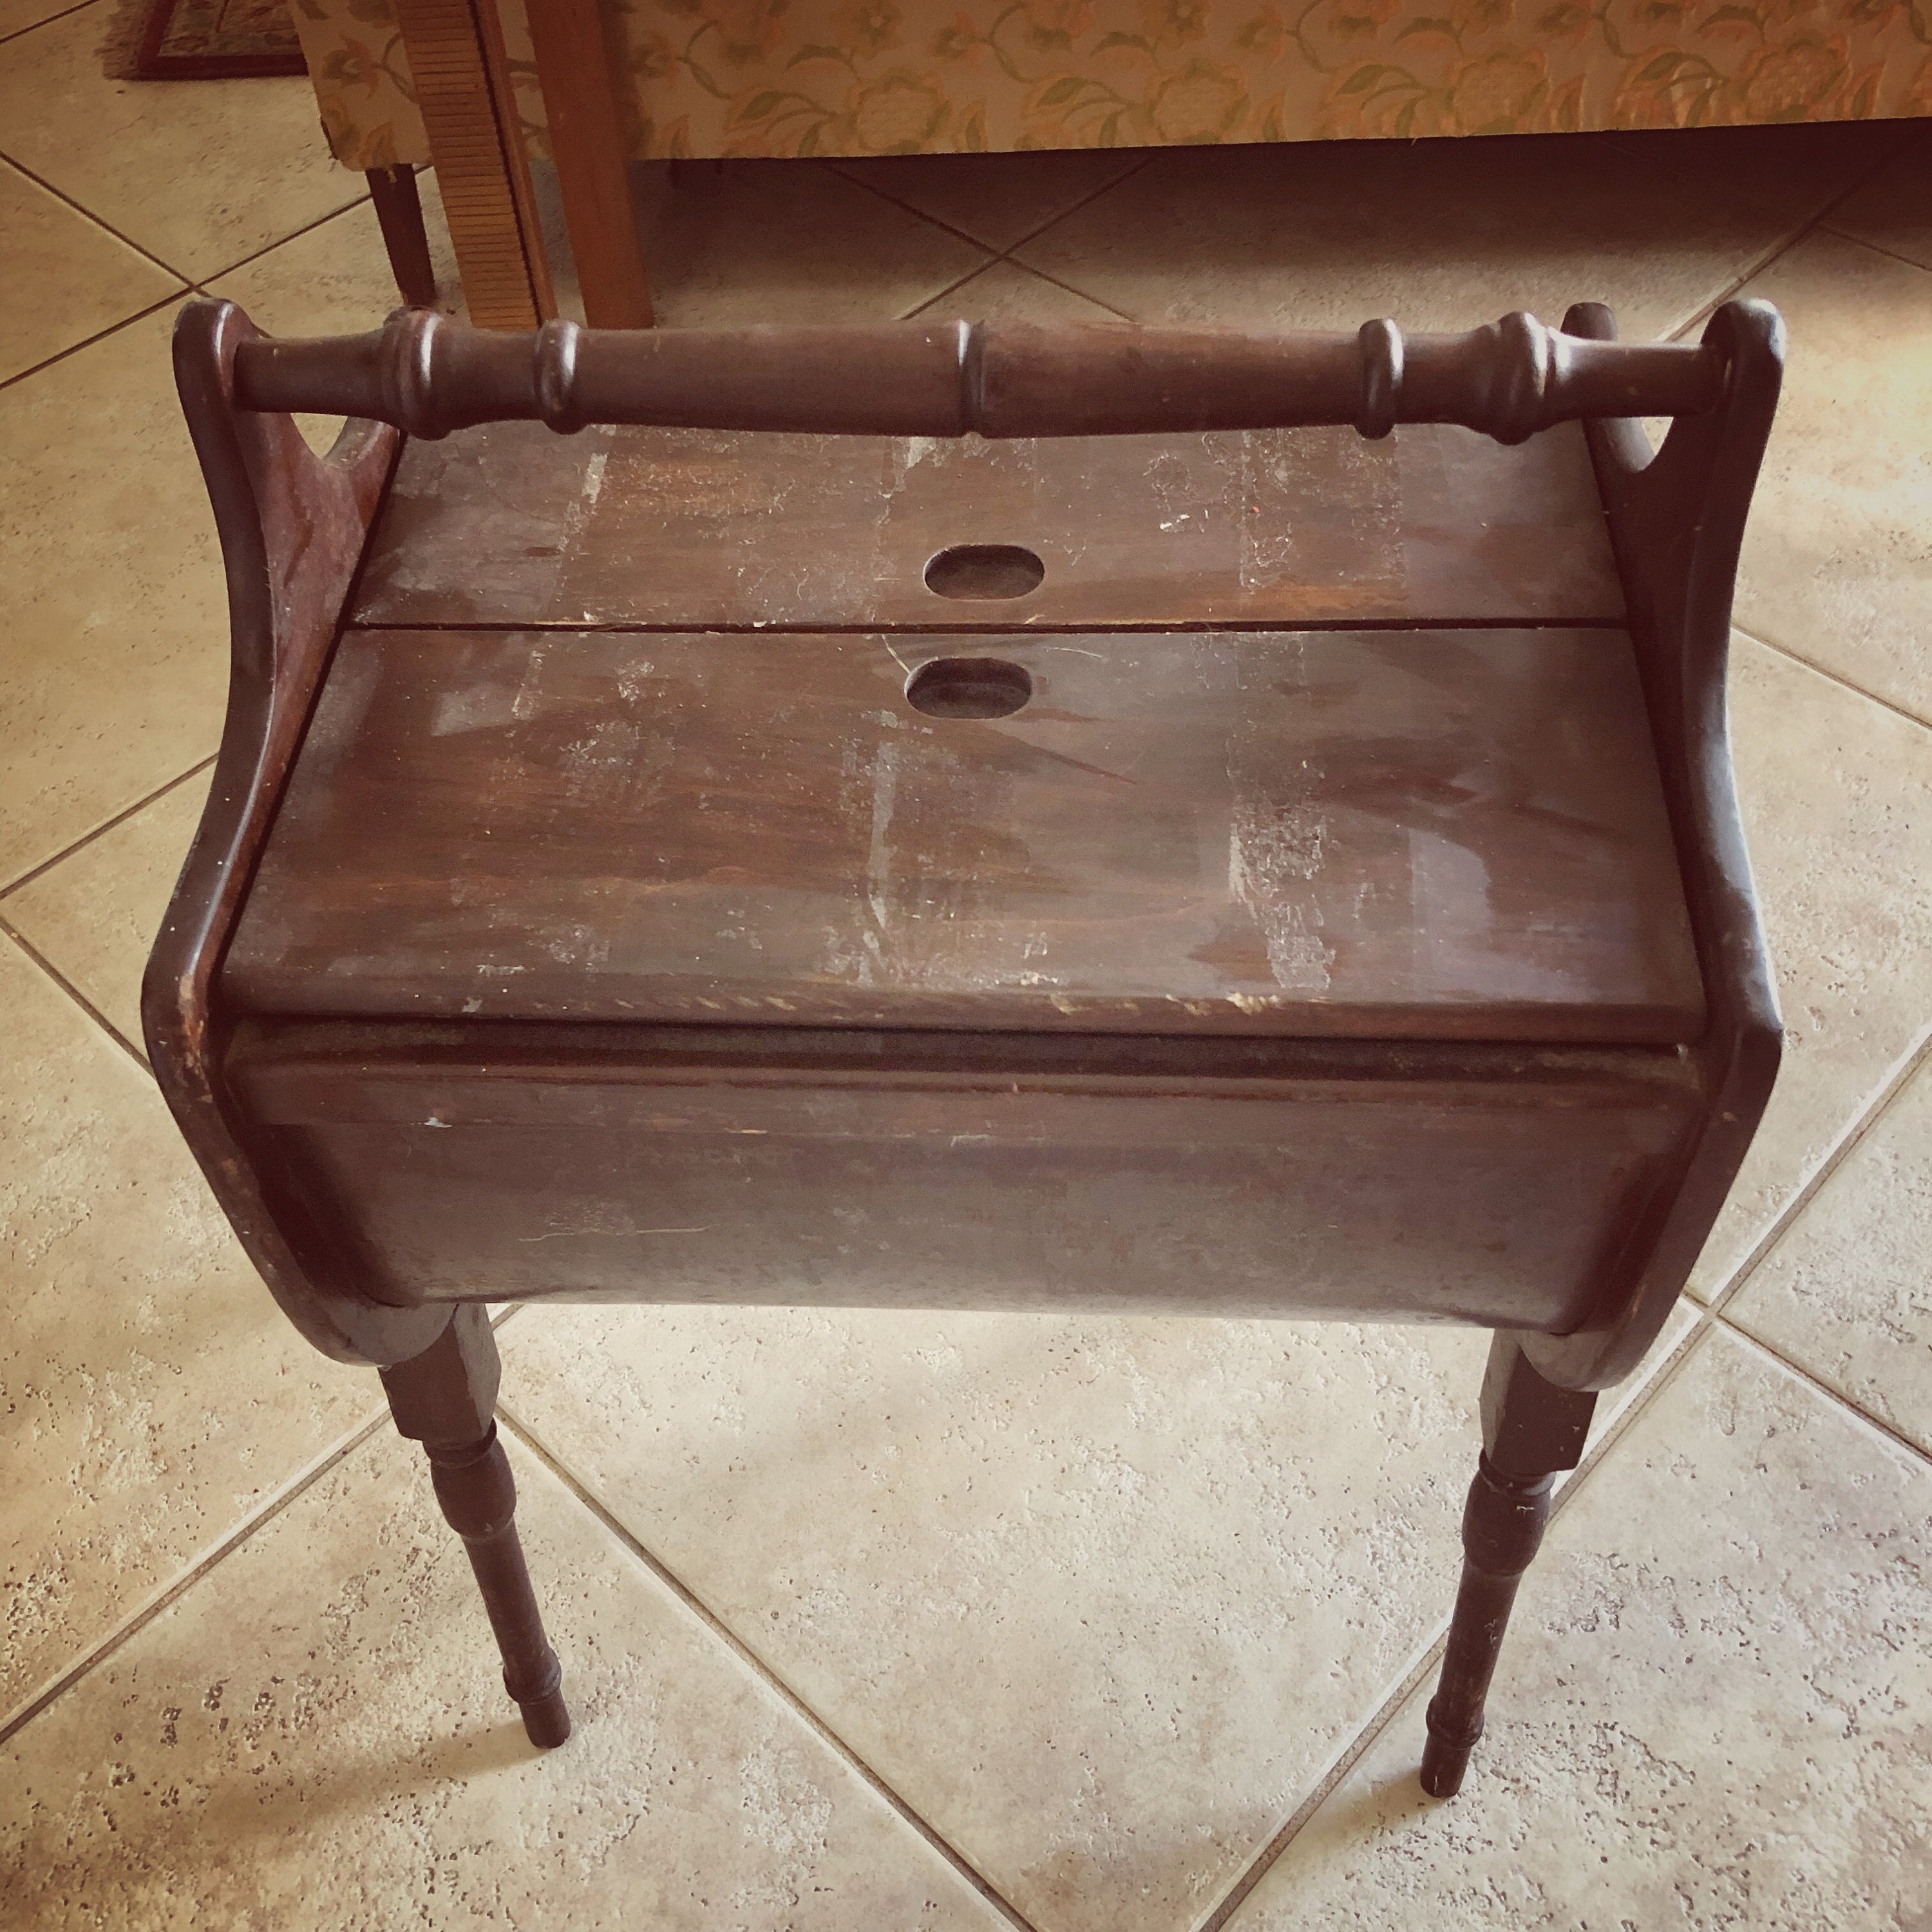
[1522,298,1786,1392]
[142,298,448,1368]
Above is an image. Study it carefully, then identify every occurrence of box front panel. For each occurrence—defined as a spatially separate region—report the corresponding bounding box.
[266,1075,1695,1330]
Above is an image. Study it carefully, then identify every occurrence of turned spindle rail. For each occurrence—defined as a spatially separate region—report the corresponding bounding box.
[231,307,1726,444]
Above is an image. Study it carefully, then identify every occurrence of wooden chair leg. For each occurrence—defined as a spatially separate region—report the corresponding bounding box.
[380,1306,571,1748]
[366,166,437,310]
[1419,1334,1597,1797]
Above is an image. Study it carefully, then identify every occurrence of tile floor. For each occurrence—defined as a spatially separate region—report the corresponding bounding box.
[1,6,1929,1923]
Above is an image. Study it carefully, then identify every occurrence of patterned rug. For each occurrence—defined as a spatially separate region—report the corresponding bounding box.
[104,0,306,80]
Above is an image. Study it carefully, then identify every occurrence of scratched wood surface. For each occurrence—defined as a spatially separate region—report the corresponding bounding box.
[249,1083,1690,1324]
[226,624,1701,1043]
[349,420,1625,632]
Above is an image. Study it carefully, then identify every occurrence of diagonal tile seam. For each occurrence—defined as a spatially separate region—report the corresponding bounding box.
[1735,623,1932,736]
[497,1396,1045,1932]
[0,1303,531,1750]
[1711,1311,1932,1470]
[0,155,374,385]
[0,914,148,1070]
[0,1406,390,1745]
[836,149,1155,268]
[0,0,97,46]
[0,147,201,287]
[1698,1025,1932,1337]
[1660,135,1929,346]
[0,753,214,901]
[1188,1302,1728,1932]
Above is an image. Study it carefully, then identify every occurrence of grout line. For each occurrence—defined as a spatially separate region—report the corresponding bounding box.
[1191,1310,1722,1924]
[0,1311,524,1745]
[0,289,189,393]
[991,153,1156,260]
[1698,1025,1932,1323]
[0,1405,391,1746]
[0,149,197,283]
[0,914,151,1072]
[193,191,375,289]
[830,151,1148,270]
[0,0,99,47]
[0,755,216,902]
[498,1403,1044,1932]
[1812,225,1932,276]
[1191,1636,1450,1932]
[998,254,1139,322]
[1734,623,1932,735]
[1711,1318,1932,1468]
[895,252,1005,322]
[1660,138,1920,345]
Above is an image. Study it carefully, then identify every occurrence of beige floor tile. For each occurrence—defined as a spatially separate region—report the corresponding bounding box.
[1731,229,1932,726]
[0,1,361,281]
[0,307,228,884]
[504,1306,1551,1932]
[0,0,80,36]
[1,765,209,1055]
[1725,1055,1932,1455]
[0,1427,1009,1931]
[1223,1327,1932,1932]
[0,940,383,1720]
[1823,128,1932,272]
[0,158,183,382]
[209,182,459,336]
[621,160,992,326]
[1690,639,1932,1301]
[1012,129,1860,338]
[496,1298,1692,1932]
[830,149,1148,252]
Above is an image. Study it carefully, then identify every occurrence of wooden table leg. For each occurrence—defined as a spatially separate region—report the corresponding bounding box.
[366,166,437,309]
[381,1306,571,1748]
[1420,1334,1598,1797]
[526,0,653,328]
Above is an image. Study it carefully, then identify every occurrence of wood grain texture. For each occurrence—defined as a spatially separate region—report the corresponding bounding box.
[231,314,1723,442]
[224,625,1701,1043]
[350,419,1625,631]
[225,1024,1700,1328]
[144,301,448,1368]
[524,0,652,328]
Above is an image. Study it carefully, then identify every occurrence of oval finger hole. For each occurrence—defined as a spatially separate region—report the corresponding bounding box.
[905,656,1034,720]
[923,544,1045,600]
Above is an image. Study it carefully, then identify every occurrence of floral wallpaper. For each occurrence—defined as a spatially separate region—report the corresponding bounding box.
[289,0,1931,171]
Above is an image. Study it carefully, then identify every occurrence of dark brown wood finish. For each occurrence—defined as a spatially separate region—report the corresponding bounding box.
[150,296,1785,1780]
[381,1308,570,1747]
[365,166,437,310]
[350,418,1624,632]
[144,302,447,1367]
[1511,299,1785,1396]
[232,311,1723,442]
[224,625,1701,1043]
[1420,1334,1598,1797]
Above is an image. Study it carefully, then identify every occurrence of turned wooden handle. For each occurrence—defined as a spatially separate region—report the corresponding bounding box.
[229,305,1723,445]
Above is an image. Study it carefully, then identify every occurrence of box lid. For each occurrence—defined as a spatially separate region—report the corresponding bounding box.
[225,625,1703,1045]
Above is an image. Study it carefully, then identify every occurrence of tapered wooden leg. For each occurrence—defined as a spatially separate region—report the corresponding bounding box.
[381,1306,571,1748]
[366,165,437,309]
[1419,1334,1597,1798]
